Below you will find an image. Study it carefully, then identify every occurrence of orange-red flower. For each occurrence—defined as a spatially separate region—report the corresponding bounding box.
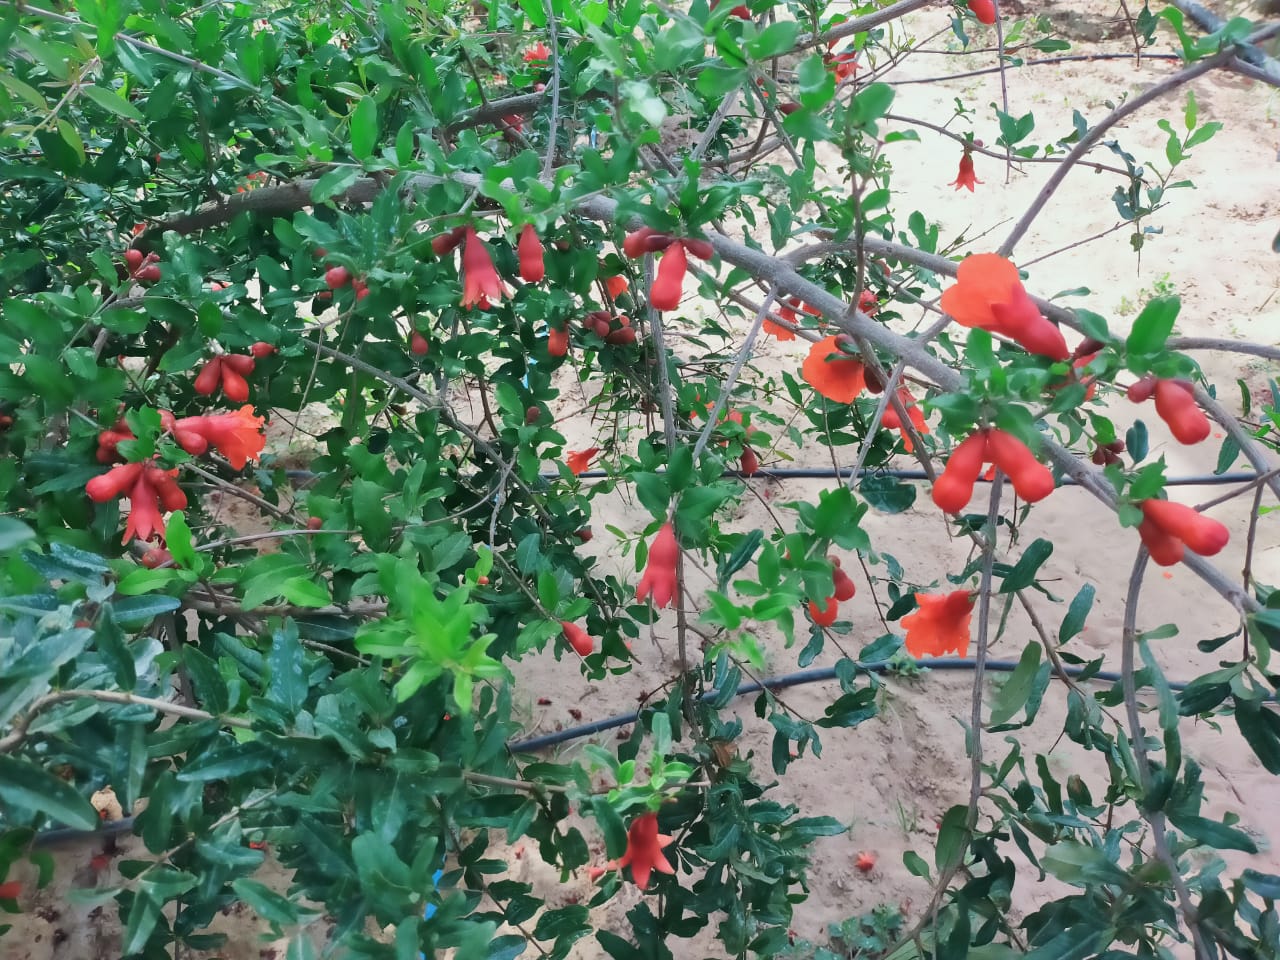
[938,254,1068,361]
[604,275,628,301]
[857,289,879,316]
[561,621,593,656]
[881,389,929,452]
[636,521,680,609]
[566,447,600,476]
[523,42,551,63]
[801,335,866,402]
[96,419,135,463]
[932,430,990,514]
[763,315,796,341]
[461,226,504,310]
[172,406,266,470]
[518,223,544,283]
[766,297,817,340]
[86,462,186,544]
[193,354,255,402]
[808,596,838,626]
[649,242,687,311]
[1139,499,1229,565]
[828,48,858,82]
[901,591,974,658]
[614,812,675,889]
[950,152,982,192]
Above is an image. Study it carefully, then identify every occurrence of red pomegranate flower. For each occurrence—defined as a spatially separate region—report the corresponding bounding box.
[808,596,839,627]
[614,812,675,889]
[523,42,551,63]
[801,335,866,403]
[932,430,990,514]
[880,389,929,453]
[901,591,974,658]
[649,242,688,311]
[561,621,594,657]
[518,224,545,283]
[460,227,504,310]
[1139,499,1229,565]
[939,254,1068,361]
[968,0,997,24]
[950,152,982,192]
[636,521,680,609]
[828,48,858,82]
[172,406,266,470]
[604,275,628,301]
[87,462,187,544]
[566,447,600,476]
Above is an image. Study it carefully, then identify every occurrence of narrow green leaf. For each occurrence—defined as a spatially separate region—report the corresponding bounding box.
[1000,538,1053,593]
[0,756,98,829]
[350,96,378,160]
[1125,296,1180,357]
[989,642,1042,726]
[81,84,145,121]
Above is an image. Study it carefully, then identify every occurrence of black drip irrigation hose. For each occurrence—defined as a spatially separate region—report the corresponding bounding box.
[284,467,1267,487]
[506,656,1139,753]
[566,469,1264,486]
[30,655,1209,848]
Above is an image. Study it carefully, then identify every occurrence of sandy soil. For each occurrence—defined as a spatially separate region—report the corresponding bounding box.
[3,0,1278,956]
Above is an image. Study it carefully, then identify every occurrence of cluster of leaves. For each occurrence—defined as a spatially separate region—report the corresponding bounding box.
[1,0,1279,957]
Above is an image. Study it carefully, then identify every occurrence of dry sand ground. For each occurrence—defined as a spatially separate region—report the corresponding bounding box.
[3,0,1279,956]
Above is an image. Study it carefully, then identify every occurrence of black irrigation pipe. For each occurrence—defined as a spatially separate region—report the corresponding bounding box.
[31,654,1221,848]
[507,656,1144,753]
[285,468,1266,487]
[564,469,1263,486]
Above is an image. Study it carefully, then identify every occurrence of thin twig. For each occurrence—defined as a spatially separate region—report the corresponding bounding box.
[0,689,251,754]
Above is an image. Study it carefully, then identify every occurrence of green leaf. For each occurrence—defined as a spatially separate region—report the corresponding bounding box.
[164,510,197,568]
[268,622,308,714]
[1214,435,1239,474]
[934,804,969,871]
[1235,699,1280,775]
[989,642,1042,725]
[848,82,894,132]
[633,472,669,519]
[232,878,301,926]
[748,21,798,60]
[903,849,931,880]
[111,594,181,626]
[1241,869,1280,899]
[80,84,145,121]
[0,755,99,829]
[312,166,361,204]
[796,54,834,111]
[116,566,182,595]
[177,743,275,782]
[1125,296,1180,357]
[696,65,746,99]
[590,796,627,857]
[1000,538,1053,592]
[350,96,378,160]
[1166,812,1257,852]
[352,479,392,549]
[1184,121,1222,150]
[1059,583,1095,644]
[0,518,35,552]
[859,474,917,513]
[122,891,163,954]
